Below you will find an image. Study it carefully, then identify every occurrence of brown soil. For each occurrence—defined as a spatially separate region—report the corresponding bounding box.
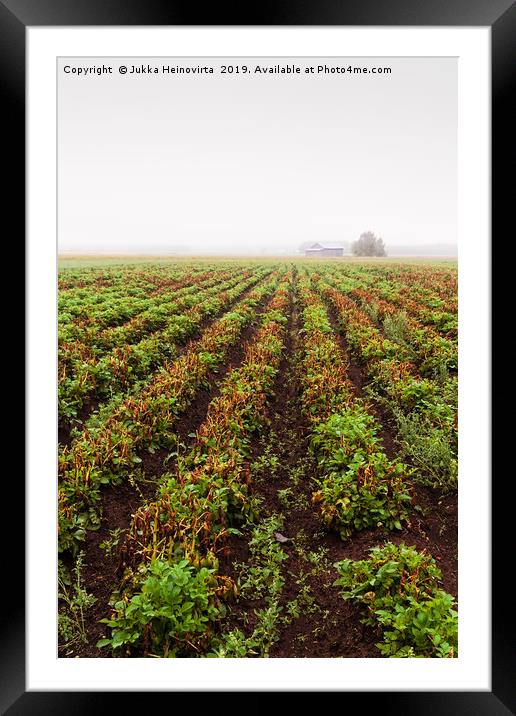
[59,292,273,658]
[323,300,457,594]
[218,274,457,658]
[215,277,379,657]
[57,276,266,449]
[59,479,153,658]
[325,301,398,460]
[60,273,458,659]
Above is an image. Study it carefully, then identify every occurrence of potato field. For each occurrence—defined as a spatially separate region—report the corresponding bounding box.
[58,259,458,658]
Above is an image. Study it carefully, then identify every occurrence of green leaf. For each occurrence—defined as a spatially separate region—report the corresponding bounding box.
[96,638,112,648]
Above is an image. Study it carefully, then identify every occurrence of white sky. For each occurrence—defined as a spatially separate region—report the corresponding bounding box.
[58,57,457,255]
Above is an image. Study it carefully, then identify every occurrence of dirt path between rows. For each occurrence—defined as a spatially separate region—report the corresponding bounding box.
[220,273,457,658]
[58,274,269,447]
[324,298,457,599]
[220,274,380,657]
[62,272,457,659]
[59,291,275,658]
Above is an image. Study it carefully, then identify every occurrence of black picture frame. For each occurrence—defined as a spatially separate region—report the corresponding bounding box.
[6,0,514,712]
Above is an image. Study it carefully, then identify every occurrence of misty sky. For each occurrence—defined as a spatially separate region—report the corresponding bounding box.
[58,57,457,255]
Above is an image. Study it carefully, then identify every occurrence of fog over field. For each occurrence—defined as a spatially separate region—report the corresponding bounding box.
[58,57,457,257]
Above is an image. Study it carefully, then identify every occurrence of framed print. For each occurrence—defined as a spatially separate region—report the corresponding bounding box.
[4,0,514,711]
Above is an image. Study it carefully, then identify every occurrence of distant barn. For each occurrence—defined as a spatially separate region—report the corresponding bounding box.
[304,242,344,257]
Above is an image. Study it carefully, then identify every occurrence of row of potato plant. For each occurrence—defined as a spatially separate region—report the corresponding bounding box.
[58,263,219,302]
[59,268,236,384]
[297,276,413,540]
[62,270,275,454]
[58,266,226,342]
[328,264,457,337]
[334,542,458,658]
[297,270,458,658]
[59,269,269,422]
[58,263,209,291]
[317,276,457,492]
[58,269,241,409]
[58,273,279,554]
[322,271,457,377]
[58,267,242,363]
[58,269,195,322]
[87,269,248,351]
[333,263,457,313]
[59,268,230,391]
[351,272,457,337]
[319,272,458,416]
[97,277,291,656]
[350,285,457,345]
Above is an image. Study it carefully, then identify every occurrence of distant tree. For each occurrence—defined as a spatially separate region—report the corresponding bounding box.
[351,231,387,257]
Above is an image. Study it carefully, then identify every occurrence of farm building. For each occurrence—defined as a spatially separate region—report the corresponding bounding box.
[304,242,344,257]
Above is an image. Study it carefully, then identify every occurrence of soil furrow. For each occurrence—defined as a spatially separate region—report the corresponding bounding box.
[58,275,269,448]
[58,262,458,661]
[324,299,399,461]
[323,296,457,600]
[220,275,379,657]
[61,290,276,657]
[219,275,457,659]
